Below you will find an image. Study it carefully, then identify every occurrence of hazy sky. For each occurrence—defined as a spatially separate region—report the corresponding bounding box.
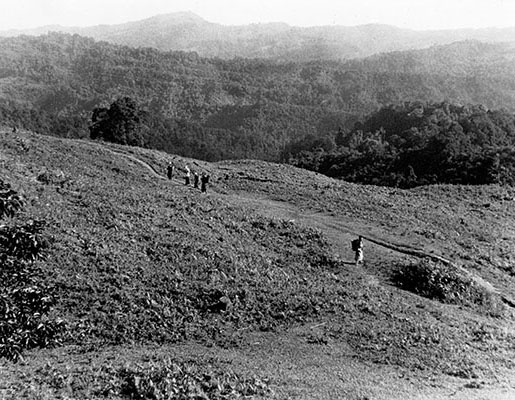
[3,0,515,31]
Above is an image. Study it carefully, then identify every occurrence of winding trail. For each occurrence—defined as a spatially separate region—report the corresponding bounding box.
[107,147,166,180]
[101,145,515,305]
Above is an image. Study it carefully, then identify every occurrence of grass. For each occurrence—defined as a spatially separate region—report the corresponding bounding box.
[1,129,515,398]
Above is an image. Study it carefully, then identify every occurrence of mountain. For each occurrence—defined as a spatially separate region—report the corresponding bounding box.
[1,33,515,163]
[2,12,515,61]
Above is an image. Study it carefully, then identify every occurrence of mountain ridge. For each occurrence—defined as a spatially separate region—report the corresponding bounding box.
[2,11,515,60]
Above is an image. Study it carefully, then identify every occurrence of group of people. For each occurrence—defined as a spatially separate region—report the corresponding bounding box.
[167,162,210,193]
[168,161,364,264]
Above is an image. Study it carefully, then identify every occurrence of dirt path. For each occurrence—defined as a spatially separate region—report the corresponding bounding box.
[106,147,167,180]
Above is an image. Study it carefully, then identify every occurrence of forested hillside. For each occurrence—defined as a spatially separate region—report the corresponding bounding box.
[288,101,515,187]
[1,33,515,161]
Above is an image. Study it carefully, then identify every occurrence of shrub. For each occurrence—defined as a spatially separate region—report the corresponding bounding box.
[36,169,68,186]
[0,287,66,361]
[0,200,66,361]
[392,259,503,316]
[0,179,24,219]
[0,220,48,261]
[113,360,273,399]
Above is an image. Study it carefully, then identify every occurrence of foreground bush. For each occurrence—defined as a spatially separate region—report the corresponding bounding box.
[0,179,24,218]
[0,182,67,361]
[0,220,48,261]
[110,359,273,399]
[11,358,274,399]
[392,259,504,316]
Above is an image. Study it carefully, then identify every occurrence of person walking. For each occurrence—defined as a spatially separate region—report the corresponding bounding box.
[352,236,364,266]
[201,173,210,193]
[193,172,200,189]
[184,165,191,186]
[167,162,174,180]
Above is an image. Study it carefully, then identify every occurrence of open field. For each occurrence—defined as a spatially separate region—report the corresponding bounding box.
[1,129,515,399]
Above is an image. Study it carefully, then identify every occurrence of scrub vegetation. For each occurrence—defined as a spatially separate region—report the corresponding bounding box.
[1,129,515,399]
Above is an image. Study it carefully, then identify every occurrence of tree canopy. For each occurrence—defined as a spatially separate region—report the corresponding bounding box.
[89,97,146,147]
[288,101,515,187]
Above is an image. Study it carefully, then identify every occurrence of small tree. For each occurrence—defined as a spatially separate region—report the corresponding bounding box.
[89,97,146,147]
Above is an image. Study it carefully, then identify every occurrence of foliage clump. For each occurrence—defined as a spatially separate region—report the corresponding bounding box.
[0,182,66,361]
[392,259,503,316]
[108,360,272,400]
[0,179,24,218]
[15,358,273,399]
[89,97,147,147]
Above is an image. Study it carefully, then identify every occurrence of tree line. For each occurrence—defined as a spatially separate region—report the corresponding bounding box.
[286,101,515,187]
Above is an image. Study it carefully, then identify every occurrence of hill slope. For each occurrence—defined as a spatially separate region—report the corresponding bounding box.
[1,128,515,399]
[2,12,515,61]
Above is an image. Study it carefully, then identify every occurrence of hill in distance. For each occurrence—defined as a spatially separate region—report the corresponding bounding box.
[2,33,515,164]
[2,11,515,61]
[1,128,515,399]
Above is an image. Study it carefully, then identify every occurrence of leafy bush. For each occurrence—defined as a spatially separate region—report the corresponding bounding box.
[0,220,47,261]
[0,287,66,360]
[392,260,503,316]
[114,360,273,400]
[0,179,24,219]
[0,252,66,361]
[36,169,68,186]
[0,184,66,361]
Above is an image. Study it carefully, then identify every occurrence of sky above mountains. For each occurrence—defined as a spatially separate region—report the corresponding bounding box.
[3,0,515,31]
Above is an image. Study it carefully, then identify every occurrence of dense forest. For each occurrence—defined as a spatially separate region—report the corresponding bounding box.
[287,101,515,187]
[1,33,515,163]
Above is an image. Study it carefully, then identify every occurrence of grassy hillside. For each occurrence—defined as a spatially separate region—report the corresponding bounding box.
[1,128,515,399]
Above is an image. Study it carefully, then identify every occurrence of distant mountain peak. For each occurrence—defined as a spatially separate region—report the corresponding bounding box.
[143,11,208,25]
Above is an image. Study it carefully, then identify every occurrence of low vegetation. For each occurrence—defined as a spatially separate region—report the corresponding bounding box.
[6,356,273,399]
[0,179,67,361]
[0,179,24,218]
[392,259,504,316]
[113,359,272,399]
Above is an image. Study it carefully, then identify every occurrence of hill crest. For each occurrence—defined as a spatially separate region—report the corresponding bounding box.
[2,12,515,60]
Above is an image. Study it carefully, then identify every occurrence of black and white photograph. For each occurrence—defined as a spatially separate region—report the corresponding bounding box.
[1,0,515,398]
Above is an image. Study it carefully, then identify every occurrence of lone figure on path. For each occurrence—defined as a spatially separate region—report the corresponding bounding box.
[352,236,364,266]
[184,165,191,186]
